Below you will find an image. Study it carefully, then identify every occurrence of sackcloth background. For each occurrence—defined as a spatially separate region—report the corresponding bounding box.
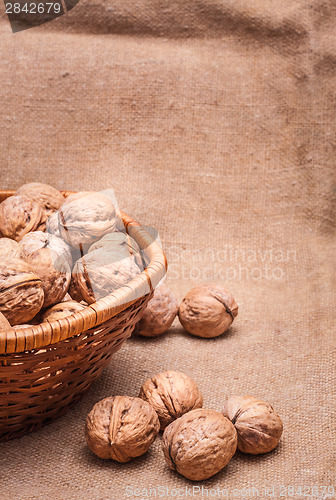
[0,1,335,499]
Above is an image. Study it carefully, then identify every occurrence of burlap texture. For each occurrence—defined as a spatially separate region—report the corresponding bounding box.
[0,1,335,499]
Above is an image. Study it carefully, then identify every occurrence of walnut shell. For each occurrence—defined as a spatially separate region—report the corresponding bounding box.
[58,191,117,248]
[20,231,72,267]
[222,395,283,454]
[135,283,178,337]
[88,231,143,270]
[178,284,238,338]
[63,191,95,204]
[68,276,85,303]
[139,370,203,429]
[0,195,43,242]
[45,211,61,238]
[42,300,86,322]
[15,182,65,230]
[19,232,71,308]
[72,248,140,304]
[0,238,21,260]
[0,312,11,330]
[162,408,237,481]
[85,396,160,462]
[10,323,33,329]
[0,259,44,325]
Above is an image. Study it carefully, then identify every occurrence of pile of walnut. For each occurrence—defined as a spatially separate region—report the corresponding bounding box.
[85,370,283,481]
[0,183,144,328]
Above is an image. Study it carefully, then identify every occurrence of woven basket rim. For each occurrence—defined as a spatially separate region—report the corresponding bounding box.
[0,190,167,355]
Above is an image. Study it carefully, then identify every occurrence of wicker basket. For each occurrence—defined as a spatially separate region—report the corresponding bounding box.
[0,190,167,441]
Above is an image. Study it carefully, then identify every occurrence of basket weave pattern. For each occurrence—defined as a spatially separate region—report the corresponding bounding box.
[0,190,167,441]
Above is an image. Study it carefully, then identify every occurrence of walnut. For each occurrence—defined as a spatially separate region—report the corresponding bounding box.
[139,370,203,429]
[19,232,71,308]
[0,312,11,330]
[135,283,178,337]
[62,191,95,204]
[72,248,140,304]
[88,231,143,270]
[0,238,21,260]
[58,191,117,248]
[42,300,86,322]
[178,284,238,338]
[222,395,283,454]
[0,258,44,325]
[15,182,65,231]
[162,408,237,481]
[20,231,72,267]
[45,211,61,238]
[68,275,85,303]
[0,195,43,241]
[85,396,160,462]
[10,323,33,329]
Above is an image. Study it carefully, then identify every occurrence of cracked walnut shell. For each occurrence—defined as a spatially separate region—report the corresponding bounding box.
[139,370,203,429]
[85,396,160,462]
[178,284,238,338]
[0,195,43,242]
[162,408,237,481]
[222,395,283,454]
[135,283,178,337]
[0,259,44,325]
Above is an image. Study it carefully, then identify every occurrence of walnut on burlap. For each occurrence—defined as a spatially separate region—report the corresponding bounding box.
[0,1,335,499]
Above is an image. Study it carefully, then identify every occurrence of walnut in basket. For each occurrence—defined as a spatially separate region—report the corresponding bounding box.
[0,195,43,241]
[20,231,72,266]
[68,275,85,303]
[88,231,143,270]
[139,370,203,429]
[134,283,178,337]
[45,211,61,238]
[42,300,86,322]
[0,238,22,260]
[58,191,117,248]
[85,396,160,462]
[162,408,237,481]
[178,284,238,338]
[72,247,141,304]
[19,232,72,308]
[15,182,65,231]
[0,259,44,325]
[62,191,95,204]
[0,312,11,330]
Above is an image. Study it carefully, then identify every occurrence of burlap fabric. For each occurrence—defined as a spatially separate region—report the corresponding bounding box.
[0,1,335,499]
